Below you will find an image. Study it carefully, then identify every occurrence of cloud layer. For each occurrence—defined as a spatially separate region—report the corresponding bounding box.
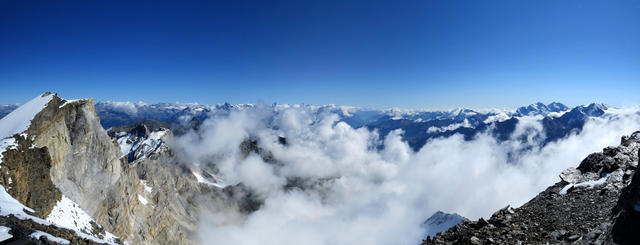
[171,106,640,245]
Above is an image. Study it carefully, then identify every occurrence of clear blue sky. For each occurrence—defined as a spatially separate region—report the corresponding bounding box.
[1,0,639,108]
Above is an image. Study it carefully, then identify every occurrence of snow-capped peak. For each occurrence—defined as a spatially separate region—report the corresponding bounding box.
[423,211,468,238]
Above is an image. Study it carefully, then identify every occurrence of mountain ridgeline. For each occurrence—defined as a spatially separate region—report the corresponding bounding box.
[1,101,608,152]
[0,94,629,244]
[27,101,605,151]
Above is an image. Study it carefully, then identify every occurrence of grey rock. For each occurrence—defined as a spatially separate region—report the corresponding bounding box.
[560,167,582,184]
[422,131,640,245]
[470,236,482,245]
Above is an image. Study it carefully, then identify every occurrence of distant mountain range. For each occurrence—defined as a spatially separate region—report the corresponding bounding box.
[0,101,610,151]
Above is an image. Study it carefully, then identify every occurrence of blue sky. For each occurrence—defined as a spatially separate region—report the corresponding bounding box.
[1,0,639,109]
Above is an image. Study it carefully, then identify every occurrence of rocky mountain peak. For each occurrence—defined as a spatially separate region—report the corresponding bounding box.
[1,93,122,244]
[515,102,569,117]
[108,120,172,163]
[547,102,569,111]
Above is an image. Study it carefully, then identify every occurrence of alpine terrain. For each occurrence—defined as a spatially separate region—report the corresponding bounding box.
[0,93,638,244]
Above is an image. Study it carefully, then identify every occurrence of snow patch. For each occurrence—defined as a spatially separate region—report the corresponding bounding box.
[548,109,571,118]
[116,136,133,157]
[0,226,12,242]
[59,99,81,108]
[137,194,149,205]
[140,180,152,193]
[559,175,609,195]
[192,170,227,188]
[0,184,35,216]
[46,196,120,244]
[46,196,95,233]
[0,138,17,167]
[30,231,70,244]
[1,185,117,244]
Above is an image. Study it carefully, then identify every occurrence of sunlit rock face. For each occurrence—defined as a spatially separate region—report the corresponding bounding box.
[0,93,119,244]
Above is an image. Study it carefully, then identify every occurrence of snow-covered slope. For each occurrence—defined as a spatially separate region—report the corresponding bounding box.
[0,93,53,140]
[46,196,119,242]
[0,93,53,164]
[0,182,118,244]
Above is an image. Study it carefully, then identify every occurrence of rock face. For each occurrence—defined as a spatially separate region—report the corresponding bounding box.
[610,146,640,244]
[28,96,126,218]
[422,131,640,245]
[1,93,239,244]
[104,118,241,244]
[0,93,120,244]
[0,134,62,218]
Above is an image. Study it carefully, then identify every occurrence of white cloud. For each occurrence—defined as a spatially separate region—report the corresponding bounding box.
[171,105,640,245]
[427,119,473,133]
[100,101,138,115]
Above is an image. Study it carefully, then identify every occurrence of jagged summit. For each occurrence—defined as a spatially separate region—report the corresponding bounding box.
[515,102,569,116]
[1,93,121,244]
[107,120,171,163]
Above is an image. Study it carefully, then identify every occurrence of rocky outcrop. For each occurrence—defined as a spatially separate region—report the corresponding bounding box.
[422,131,640,245]
[105,120,238,244]
[0,94,122,244]
[107,119,172,163]
[610,148,640,244]
[27,96,125,215]
[1,93,209,244]
[0,134,62,218]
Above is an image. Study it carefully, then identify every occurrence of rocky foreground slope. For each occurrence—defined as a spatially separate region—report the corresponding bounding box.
[422,132,640,245]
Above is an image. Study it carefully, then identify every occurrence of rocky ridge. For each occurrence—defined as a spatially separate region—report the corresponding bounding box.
[422,131,640,245]
[0,93,246,244]
[107,120,172,163]
[0,93,120,244]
